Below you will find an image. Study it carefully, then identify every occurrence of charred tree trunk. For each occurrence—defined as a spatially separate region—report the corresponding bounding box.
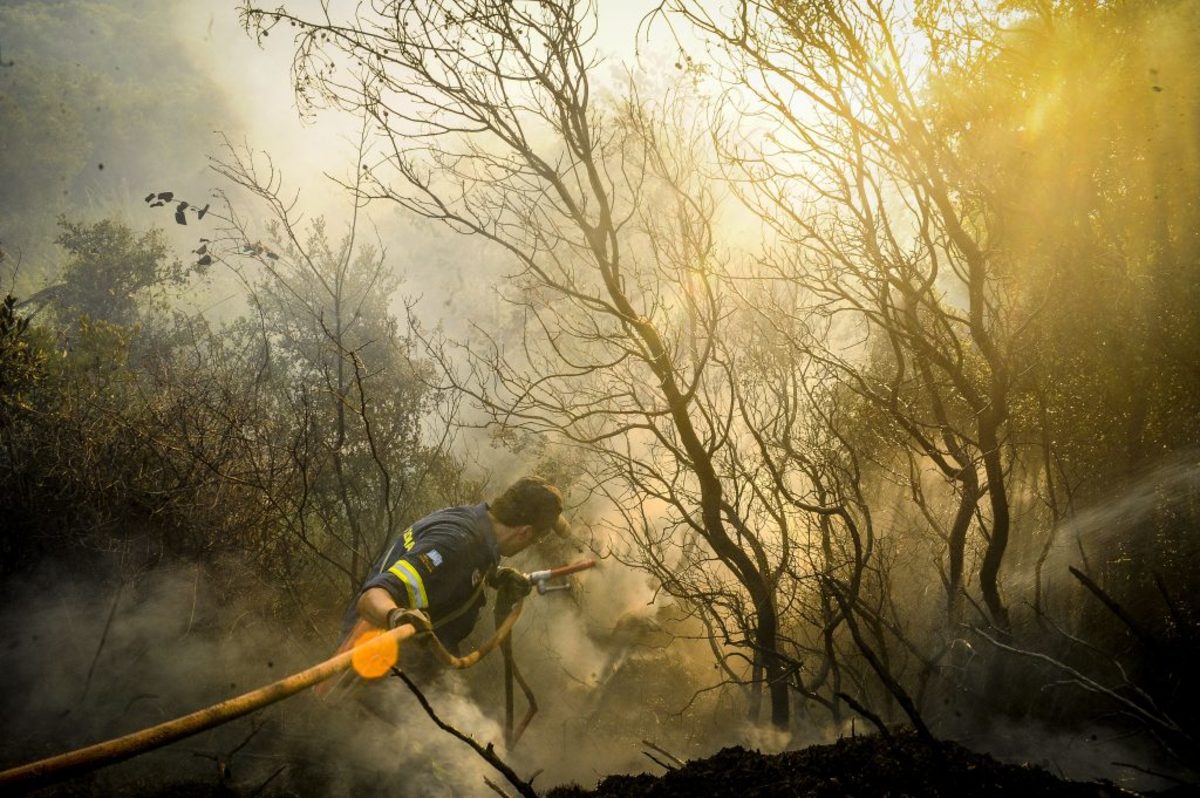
[978,411,1011,633]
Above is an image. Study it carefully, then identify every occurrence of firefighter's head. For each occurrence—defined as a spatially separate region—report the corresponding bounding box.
[491,476,569,555]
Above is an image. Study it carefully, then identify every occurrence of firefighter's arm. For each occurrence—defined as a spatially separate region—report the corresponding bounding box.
[356,587,402,628]
[357,587,431,630]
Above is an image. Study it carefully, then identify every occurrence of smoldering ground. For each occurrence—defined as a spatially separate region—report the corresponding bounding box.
[0,511,1190,796]
[0,555,500,795]
[0,533,774,796]
[2,446,1192,795]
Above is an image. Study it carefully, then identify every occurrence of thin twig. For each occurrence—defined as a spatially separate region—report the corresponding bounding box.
[228,718,266,758]
[835,691,891,741]
[82,582,124,703]
[643,751,675,771]
[185,563,201,637]
[641,739,684,768]
[825,577,932,741]
[483,776,513,798]
[1152,572,1190,638]
[1112,761,1195,785]
[248,764,287,798]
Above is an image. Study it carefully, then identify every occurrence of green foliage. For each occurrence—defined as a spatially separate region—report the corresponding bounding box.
[0,294,47,426]
[219,217,462,593]
[0,212,470,616]
[51,218,190,325]
[0,310,144,566]
[943,0,1200,473]
[931,0,1200,608]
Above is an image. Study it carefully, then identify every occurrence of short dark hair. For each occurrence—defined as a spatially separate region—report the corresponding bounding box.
[492,476,568,538]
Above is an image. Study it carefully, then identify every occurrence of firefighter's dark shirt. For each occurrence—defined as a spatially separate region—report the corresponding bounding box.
[346,503,500,648]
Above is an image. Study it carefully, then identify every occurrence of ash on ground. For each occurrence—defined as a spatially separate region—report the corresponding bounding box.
[546,731,1189,798]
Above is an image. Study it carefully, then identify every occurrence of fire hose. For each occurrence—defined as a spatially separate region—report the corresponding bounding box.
[495,559,598,748]
[0,559,596,793]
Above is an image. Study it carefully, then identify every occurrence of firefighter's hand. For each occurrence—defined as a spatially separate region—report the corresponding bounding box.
[387,607,431,631]
[489,566,532,597]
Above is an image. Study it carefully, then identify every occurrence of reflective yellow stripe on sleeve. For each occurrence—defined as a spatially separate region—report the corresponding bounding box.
[388,559,429,609]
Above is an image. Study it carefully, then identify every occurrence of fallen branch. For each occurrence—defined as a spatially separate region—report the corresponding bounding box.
[248,764,287,798]
[643,751,675,771]
[641,739,684,768]
[1069,567,1156,649]
[394,669,538,798]
[968,625,1192,751]
[82,582,124,704]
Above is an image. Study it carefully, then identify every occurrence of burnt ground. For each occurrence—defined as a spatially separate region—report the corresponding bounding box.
[14,728,1196,796]
[544,731,1188,798]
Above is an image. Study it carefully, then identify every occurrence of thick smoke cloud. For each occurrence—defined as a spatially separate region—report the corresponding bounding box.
[3,1,1197,795]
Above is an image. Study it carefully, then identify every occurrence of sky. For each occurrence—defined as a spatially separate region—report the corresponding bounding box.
[155,1,709,331]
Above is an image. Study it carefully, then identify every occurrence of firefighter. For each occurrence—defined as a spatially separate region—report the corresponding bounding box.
[343,475,570,658]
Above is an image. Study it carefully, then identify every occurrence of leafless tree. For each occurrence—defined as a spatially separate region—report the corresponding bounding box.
[237,0,884,728]
[660,0,1023,634]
